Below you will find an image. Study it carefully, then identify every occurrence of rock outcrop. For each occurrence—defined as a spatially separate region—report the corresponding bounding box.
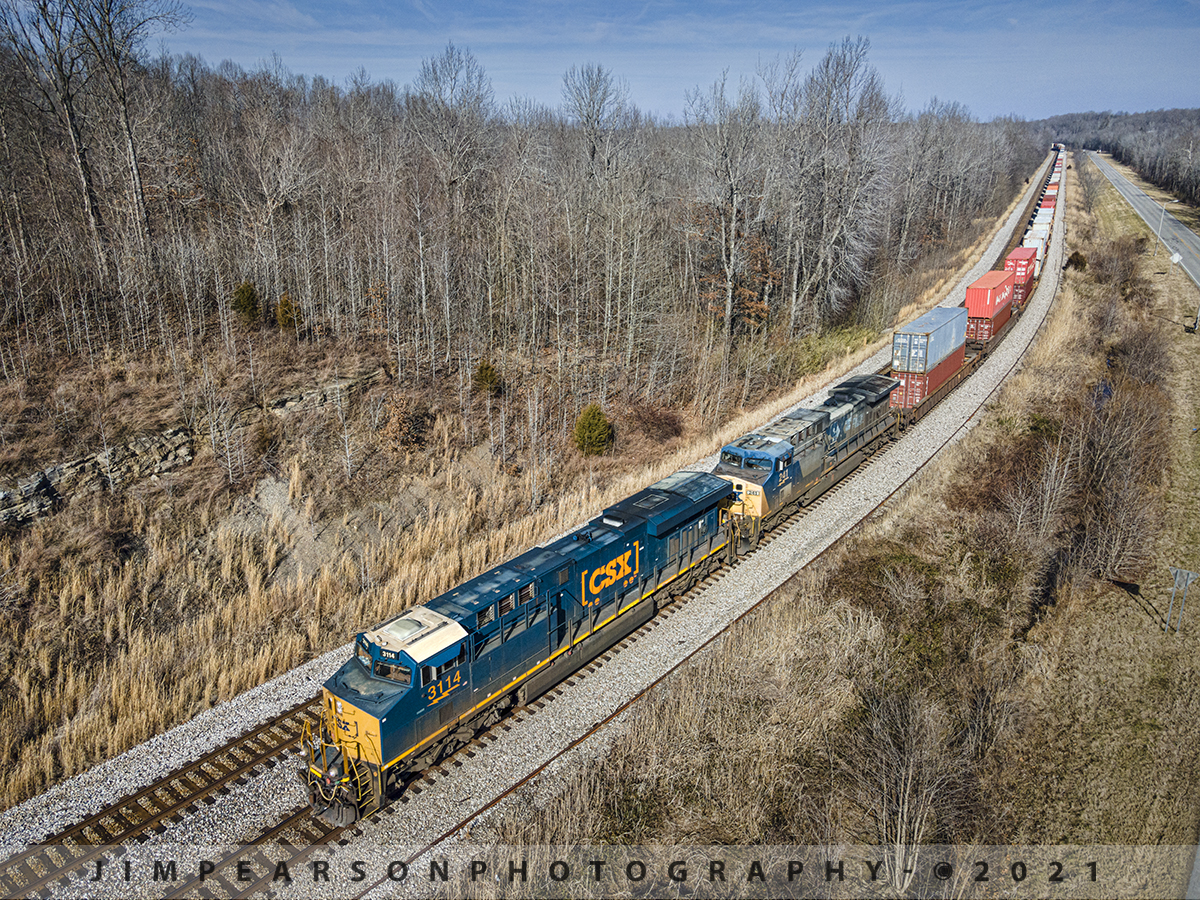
[0,427,193,527]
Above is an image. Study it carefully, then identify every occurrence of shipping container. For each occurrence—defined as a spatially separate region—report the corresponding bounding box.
[1023,236,1046,277]
[966,299,1014,343]
[965,270,1015,319]
[890,343,967,408]
[1030,223,1050,239]
[1040,198,1056,208]
[892,306,968,374]
[1005,247,1038,281]
[1013,280,1030,308]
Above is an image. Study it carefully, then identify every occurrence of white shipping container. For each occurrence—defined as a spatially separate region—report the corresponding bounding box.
[1023,235,1046,264]
[892,306,968,374]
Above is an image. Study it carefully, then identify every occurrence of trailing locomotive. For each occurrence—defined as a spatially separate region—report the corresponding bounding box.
[713,374,900,551]
[300,149,1064,826]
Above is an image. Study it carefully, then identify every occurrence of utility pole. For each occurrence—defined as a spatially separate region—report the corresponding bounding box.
[1154,199,1179,256]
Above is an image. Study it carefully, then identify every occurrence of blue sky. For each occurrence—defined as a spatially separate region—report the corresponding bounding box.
[166,0,1200,121]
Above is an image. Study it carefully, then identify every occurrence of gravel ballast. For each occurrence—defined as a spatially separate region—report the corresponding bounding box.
[6,157,1061,899]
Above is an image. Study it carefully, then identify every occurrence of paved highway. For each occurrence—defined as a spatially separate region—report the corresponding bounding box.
[1087,152,1200,306]
[1088,153,1200,900]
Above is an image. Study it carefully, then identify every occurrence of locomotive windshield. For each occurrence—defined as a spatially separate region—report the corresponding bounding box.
[374,660,412,685]
[744,457,771,470]
[720,450,743,467]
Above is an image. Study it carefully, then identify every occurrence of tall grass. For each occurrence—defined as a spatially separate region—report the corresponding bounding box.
[0,176,1030,812]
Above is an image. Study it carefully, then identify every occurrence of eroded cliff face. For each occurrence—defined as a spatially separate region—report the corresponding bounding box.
[0,369,386,528]
[0,426,194,526]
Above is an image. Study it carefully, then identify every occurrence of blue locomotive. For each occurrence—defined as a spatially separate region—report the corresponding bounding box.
[301,374,900,824]
[302,470,734,824]
[714,374,900,550]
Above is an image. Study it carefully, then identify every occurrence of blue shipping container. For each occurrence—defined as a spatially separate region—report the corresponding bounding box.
[892,307,968,374]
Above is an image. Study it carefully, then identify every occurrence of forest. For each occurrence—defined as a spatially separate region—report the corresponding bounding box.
[0,0,1045,440]
[1044,107,1200,205]
[0,2,1052,808]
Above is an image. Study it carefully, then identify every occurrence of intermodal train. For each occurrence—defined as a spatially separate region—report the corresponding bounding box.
[299,147,1064,826]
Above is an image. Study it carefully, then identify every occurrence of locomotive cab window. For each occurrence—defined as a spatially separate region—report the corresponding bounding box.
[356,643,371,670]
[421,665,434,687]
[375,661,412,686]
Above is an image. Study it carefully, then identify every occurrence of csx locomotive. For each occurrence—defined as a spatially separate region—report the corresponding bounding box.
[302,148,1059,824]
[301,372,901,825]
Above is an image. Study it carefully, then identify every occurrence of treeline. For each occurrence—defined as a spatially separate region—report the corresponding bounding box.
[1045,108,1200,205]
[0,4,1042,418]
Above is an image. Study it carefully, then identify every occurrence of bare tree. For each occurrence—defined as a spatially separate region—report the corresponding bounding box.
[787,37,895,330]
[684,71,762,381]
[67,0,188,250]
[841,687,969,893]
[1003,431,1078,546]
[1,0,106,271]
[561,62,629,180]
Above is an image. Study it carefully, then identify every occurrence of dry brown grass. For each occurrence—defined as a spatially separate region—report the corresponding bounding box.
[0,164,1036,813]
[480,567,887,848]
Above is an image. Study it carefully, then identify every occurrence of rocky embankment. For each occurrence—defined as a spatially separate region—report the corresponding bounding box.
[0,426,194,526]
[0,367,385,527]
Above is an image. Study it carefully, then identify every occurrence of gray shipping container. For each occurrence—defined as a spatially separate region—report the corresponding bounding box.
[892,306,968,374]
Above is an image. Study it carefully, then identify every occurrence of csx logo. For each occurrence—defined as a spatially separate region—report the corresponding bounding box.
[588,548,638,596]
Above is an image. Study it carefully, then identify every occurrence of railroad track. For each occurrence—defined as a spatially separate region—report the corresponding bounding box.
[1,177,1062,899]
[0,406,895,900]
[131,426,891,899]
[0,701,321,899]
[0,318,1036,900]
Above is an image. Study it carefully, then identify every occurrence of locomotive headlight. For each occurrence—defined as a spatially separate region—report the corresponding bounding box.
[336,700,343,715]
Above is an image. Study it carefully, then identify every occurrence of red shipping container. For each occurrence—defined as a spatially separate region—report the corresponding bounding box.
[1013,280,1031,307]
[1040,198,1056,209]
[966,299,1013,342]
[965,270,1015,319]
[1005,247,1037,282]
[890,343,966,408]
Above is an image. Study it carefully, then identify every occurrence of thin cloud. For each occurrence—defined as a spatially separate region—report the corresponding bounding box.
[161,0,1200,120]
